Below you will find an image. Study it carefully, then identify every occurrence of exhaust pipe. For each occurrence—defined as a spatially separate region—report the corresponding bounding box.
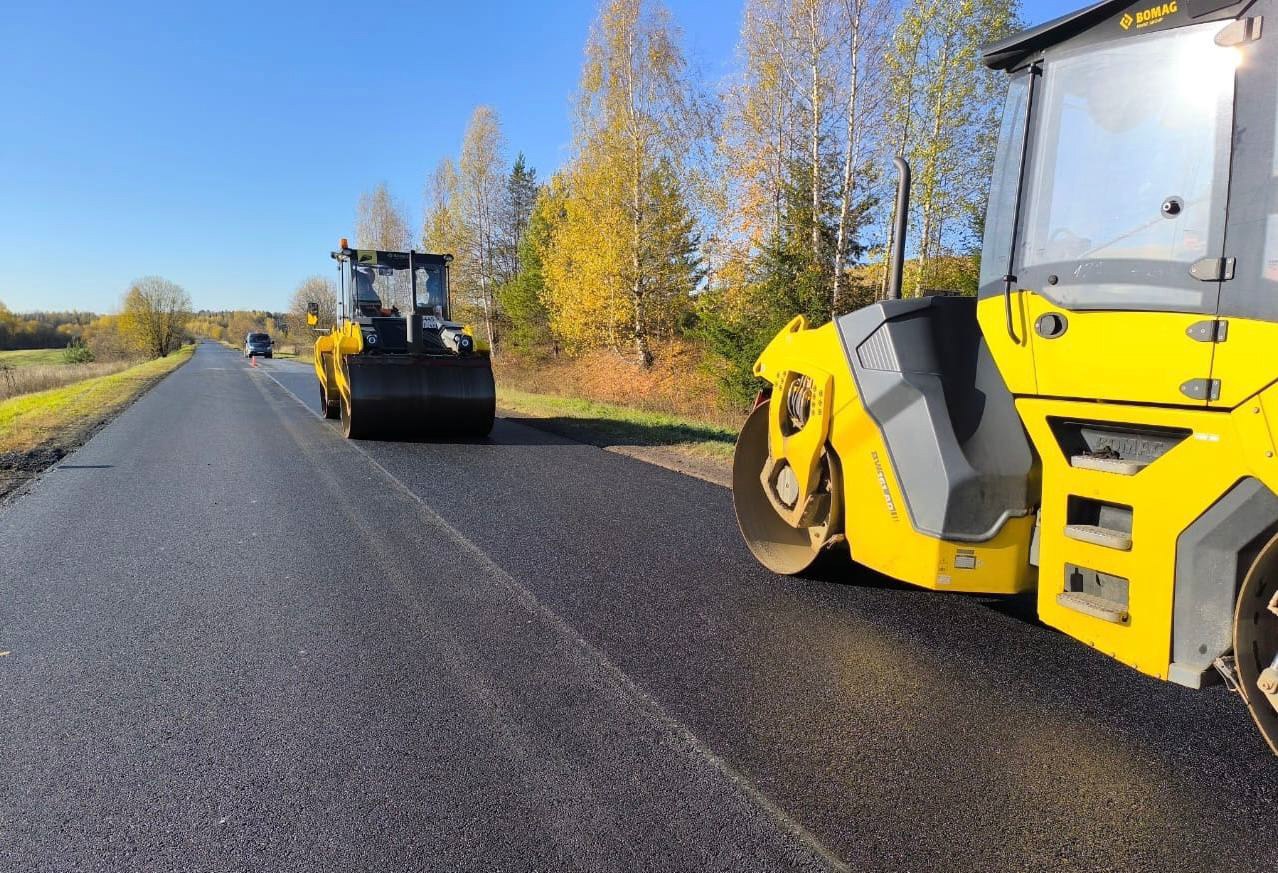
[886,157,911,301]
[405,249,424,353]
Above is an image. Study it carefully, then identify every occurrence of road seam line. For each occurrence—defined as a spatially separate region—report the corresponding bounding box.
[256,361,850,873]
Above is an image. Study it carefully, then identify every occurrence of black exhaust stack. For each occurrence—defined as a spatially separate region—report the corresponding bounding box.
[405,249,424,353]
[886,157,911,301]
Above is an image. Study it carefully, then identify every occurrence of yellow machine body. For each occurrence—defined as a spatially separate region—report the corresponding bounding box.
[733,0,1278,751]
[987,295,1278,677]
[751,318,1035,596]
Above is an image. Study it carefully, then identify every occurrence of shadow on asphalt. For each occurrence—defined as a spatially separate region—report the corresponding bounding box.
[498,415,735,450]
[798,545,1047,629]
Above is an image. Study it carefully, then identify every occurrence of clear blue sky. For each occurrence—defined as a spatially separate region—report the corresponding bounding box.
[0,0,1076,314]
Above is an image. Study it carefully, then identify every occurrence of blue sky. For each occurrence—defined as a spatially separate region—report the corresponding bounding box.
[0,0,1076,314]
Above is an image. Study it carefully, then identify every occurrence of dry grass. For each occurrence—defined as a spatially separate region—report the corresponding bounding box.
[272,343,306,359]
[492,343,744,479]
[0,361,134,402]
[498,387,738,461]
[494,340,744,430]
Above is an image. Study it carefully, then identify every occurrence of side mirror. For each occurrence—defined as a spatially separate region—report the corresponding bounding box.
[306,302,319,326]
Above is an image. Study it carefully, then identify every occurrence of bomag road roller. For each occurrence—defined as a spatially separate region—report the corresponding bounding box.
[734,0,1278,754]
[311,240,495,439]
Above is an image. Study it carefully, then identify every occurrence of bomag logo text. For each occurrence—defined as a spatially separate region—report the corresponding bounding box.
[1121,0,1177,29]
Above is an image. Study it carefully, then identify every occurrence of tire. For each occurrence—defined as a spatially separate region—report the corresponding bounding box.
[266,353,273,359]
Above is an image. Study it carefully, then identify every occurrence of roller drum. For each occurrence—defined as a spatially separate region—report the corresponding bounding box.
[732,401,841,575]
[1235,533,1278,755]
[341,355,495,439]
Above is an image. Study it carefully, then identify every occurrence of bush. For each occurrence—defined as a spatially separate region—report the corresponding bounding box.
[63,338,94,364]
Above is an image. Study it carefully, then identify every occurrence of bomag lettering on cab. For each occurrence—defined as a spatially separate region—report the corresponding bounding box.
[1136,0,1177,25]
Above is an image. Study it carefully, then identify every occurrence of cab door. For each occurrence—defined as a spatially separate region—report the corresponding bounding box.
[1206,9,1274,409]
[1011,21,1239,407]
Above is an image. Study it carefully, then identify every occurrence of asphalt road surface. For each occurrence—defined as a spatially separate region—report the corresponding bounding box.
[2,341,1276,872]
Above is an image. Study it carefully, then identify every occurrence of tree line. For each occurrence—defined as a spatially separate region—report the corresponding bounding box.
[0,306,96,351]
[328,0,1018,405]
[1,277,193,362]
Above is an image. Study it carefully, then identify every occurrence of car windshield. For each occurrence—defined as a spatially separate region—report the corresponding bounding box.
[249,334,269,342]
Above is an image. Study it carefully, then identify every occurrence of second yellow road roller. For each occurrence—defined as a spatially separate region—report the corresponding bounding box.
[733,0,1278,755]
[311,240,495,439]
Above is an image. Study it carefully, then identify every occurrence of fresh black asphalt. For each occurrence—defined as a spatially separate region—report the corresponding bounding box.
[1,341,1276,871]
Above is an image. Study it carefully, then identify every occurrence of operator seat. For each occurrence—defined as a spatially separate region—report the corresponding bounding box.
[835,295,1037,542]
[353,269,383,318]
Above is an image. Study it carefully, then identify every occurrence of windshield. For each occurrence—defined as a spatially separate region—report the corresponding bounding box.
[248,333,269,342]
[414,264,447,315]
[1017,23,1237,310]
[351,262,448,318]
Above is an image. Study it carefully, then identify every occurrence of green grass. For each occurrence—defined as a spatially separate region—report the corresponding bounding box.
[0,346,193,454]
[497,386,738,461]
[0,348,68,367]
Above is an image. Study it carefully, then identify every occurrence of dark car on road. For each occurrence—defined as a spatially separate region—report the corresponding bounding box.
[244,332,273,359]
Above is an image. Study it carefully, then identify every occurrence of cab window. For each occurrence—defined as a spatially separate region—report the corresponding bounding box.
[1018,24,1237,310]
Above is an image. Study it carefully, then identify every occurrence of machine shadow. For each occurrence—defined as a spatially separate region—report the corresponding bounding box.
[493,414,738,452]
[798,547,1045,629]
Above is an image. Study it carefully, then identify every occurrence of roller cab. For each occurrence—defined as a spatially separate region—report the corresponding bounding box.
[313,242,495,439]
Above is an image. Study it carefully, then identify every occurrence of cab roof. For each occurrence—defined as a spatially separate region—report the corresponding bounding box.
[982,0,1252,70]
[330,247,452,268]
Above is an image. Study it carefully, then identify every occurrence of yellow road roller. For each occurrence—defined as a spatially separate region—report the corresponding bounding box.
[734,0,1278,753]
[312,240,494,439]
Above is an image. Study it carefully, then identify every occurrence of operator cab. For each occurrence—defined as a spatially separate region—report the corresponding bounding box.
[330,245,473,357]
[978,0,1269,407]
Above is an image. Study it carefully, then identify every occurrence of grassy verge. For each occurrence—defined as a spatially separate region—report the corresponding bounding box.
[497,385,738,462]
[0,345,193,457]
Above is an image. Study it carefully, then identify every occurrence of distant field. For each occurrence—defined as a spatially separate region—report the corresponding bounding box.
[0,348,67,368]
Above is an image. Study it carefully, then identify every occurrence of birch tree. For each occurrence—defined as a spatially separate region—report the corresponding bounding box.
[720,0,798,254]
[355,182,412,311]
[421,158,464,255]
[720,0,888,316]
[421,157,478,323]
[885,0,1019,294]
[356,182,411,251]
[458,105,506,352]
[547,0,710,366]
[831,0,891,312]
